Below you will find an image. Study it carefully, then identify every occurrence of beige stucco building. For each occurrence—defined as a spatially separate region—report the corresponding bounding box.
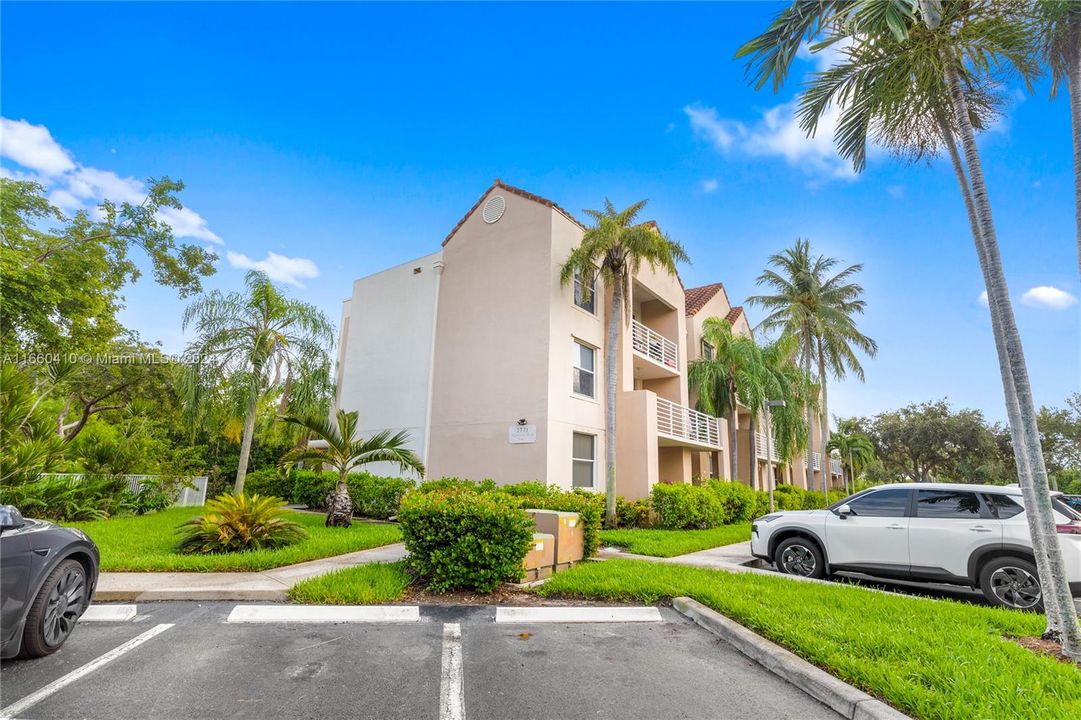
[335,180,841,499]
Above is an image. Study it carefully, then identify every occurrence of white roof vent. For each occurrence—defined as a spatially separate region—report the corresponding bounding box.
[482,195,506,224]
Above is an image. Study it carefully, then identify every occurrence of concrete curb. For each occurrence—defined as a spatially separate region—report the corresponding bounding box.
[672,597,911,720]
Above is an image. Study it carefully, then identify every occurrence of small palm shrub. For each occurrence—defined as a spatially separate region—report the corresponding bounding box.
[176,493,308,554]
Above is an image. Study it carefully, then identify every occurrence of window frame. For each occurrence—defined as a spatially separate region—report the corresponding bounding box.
[843,487,913,518]
[700,339,715,361]
[915,489,988,520]
[572,339,596,399]
[573,267,597,315]
[571,432,596,489]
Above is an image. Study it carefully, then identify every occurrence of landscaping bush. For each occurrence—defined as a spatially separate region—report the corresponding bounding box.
[706,479,758,523]
[417,476,499,494]
[650,483,725,530]
[348,472,414,519]
[175,493,308,554]
[291,470,337,508]
[501,484,604,558]
[773,484,806,511]
[243,468,294,501]
[3,473,132,521]
[616,496,654,529]
[398,489,534,592]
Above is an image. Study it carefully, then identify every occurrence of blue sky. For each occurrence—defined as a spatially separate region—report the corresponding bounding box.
[2,1,1078,423]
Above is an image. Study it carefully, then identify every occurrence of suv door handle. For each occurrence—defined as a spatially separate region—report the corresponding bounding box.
[969,526,993,533]
[886,524,905,530]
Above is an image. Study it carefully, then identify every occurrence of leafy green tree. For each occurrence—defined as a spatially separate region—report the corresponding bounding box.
[826,429,876,493]
[560,200,688,527]
[184,271,334,494]
[0,178,215,355]
[747,239,876,493]
[1037,393,1081,490]
[279,409,425,527]
[688,317,763,481]
[0,364,66,486]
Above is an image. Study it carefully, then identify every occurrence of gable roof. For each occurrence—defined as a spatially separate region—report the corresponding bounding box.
[684,283,725,316]
[725,306,745,325]
[442,179,586,246]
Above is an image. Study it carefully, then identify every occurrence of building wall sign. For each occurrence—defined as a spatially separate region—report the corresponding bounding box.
[509,424,537,444]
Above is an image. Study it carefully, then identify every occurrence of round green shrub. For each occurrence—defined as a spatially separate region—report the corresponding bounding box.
[398,489,535,593]
[291,470,337,508]
[650,483,725,529]
[243,468,294,501]
[348,473,414,519]
[706,480,758,523]
[616,496,654,528]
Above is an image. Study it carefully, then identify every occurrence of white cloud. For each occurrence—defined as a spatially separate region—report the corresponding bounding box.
[685,101,857,181]
[977,290,988,306]
[0,116,220,243]
[226,250,319,287]
[701,178,719,193]
[1,118,75,175]
[1021,286,1077,310]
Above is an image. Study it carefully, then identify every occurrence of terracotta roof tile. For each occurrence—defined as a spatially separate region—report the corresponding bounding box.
[725,306,744,325]
[684,283,725,316]
[442,179,586,246]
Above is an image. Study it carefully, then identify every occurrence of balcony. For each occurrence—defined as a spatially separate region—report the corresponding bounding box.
[656,397,721,450]
[812,452,822,472]
[631,319,679,378]
[831,458,843,476]
[754,432,782,462]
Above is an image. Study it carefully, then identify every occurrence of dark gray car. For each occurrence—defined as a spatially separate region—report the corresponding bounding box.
[1,505,99,660]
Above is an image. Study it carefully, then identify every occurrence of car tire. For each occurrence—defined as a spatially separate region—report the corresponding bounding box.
[19,559,89,659]
[774,537,826,579]
[979,556,1043,611]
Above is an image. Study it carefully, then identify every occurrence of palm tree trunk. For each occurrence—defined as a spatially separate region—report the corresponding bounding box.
[817,345,830,498]
[748,411,759,490]
[944,62,1081,656]
[326,467,353,527]
[604,277,622,528]
[729,404,739,482]
[802,331,815,491]
[234,383,260,495]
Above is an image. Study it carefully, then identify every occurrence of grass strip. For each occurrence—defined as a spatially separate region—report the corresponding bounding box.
[537,559,1081,719]
[599,523,751,557]
[68,507,402,572]
[288,562,412,604]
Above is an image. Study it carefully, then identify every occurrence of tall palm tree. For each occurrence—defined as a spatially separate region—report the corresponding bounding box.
[826,430,876,494]
[747,240,876,495]
[688,317,763,481]
[760,333,817,480]
[184,271,334,494]
[560,199,688,527]
[280,409,424,527]
[737,0,1080,658]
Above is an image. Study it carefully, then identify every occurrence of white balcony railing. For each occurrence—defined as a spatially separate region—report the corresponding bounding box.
[754,432,782,462]
[831,458,843,476]
[657,396,720,448]
[812,452,822,471]
[631,319,678,370]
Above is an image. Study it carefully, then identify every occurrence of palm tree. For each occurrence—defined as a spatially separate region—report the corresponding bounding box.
[688,317,763,481]
[183,271,334,495]
[280,409,424,527]
[1032,1,1081,281]
[737,0,1081,659]
[560,199,688,528]
[760,333,817,481]
[826,430,875,494]
[747,240,876,495]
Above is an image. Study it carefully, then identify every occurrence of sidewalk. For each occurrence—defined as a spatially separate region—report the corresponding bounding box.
[94,543,407,602]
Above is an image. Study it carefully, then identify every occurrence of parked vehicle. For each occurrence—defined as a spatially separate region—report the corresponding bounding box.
[1,505,99,659]
[750,483,1081,610]
[1063,495,1081,513]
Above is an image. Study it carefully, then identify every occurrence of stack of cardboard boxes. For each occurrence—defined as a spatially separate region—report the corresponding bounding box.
[521,510,584,581]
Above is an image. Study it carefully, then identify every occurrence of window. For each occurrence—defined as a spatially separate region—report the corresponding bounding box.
[574,268,596,314]
[701,340,714,361]
[573,340,595,398]
[984,493,1024,519]
[916,490,982,519]
[572,433,595,488]
[846,488,910,517]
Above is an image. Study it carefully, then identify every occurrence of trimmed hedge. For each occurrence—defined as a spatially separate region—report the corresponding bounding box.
[350,474,413,519]
[398,489,534,592]
[706,479,758,523]
[651,484,725,529]
[291,470,337,508]
[243,469,294,501]
[616,496,654,529]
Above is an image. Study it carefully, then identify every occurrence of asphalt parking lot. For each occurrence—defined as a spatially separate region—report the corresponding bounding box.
[1,602,840,720]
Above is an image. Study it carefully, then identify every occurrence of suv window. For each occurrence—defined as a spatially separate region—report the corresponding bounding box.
[984,493,1024,519]
[846,488,910,517]
[916,490,982,519]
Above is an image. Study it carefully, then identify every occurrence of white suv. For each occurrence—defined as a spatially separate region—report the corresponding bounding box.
[750,482,1081,610]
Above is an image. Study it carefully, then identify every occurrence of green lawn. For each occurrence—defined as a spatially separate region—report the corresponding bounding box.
[599,523,751,557]
[537,559,1080,719]
[288,562,412,604]
[67,506,402,572]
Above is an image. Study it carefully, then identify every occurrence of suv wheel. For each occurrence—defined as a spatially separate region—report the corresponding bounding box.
[774,537,826,579]
[19,559,88,658]
[979,556,1043,611]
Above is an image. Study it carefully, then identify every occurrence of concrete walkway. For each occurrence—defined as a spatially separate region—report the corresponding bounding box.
[94,543,407,602]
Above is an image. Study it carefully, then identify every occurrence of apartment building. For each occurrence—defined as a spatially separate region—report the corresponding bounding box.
[335,180,841,499]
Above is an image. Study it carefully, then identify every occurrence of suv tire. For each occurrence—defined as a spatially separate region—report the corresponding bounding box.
[774,536,826,579]
[978,556,1043,611]
[19,559,88,658]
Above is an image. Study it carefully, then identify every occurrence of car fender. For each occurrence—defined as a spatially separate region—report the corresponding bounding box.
[967,542,1029,583]
[8,541,100,658]
[767,525,831,569]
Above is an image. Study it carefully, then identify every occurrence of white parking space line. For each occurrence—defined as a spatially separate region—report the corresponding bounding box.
[439,623,464,720]
[494,606,663,624]
[225,605,420,624]
[79,604,137,622]
[0,623,173,720]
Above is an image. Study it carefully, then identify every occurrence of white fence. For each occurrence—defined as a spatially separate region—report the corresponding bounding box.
[41,474,208,507]
[631,319,678,370]
[656,397,721,448]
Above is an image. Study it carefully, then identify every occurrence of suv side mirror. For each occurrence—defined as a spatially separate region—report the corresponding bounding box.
[0,505,25,532]
[835,504,852,519]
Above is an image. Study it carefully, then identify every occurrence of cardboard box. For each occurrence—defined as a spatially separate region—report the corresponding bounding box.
[526,510,584,565]
[523,532,555,572]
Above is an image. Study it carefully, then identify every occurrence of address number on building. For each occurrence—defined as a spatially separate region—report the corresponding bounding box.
[509,425,537,444]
